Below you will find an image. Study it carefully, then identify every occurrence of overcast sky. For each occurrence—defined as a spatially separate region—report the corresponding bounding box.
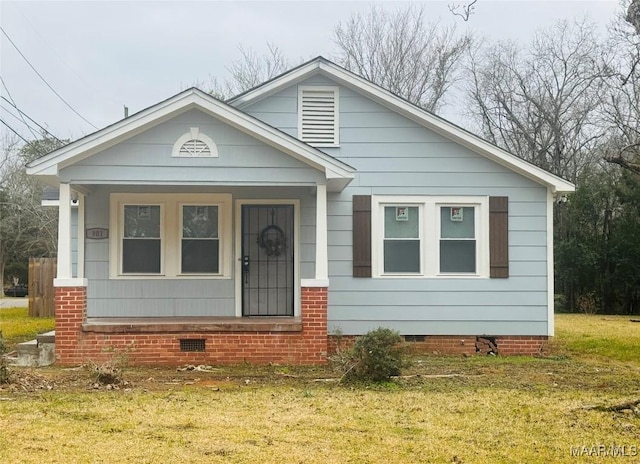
[0,0,621,144]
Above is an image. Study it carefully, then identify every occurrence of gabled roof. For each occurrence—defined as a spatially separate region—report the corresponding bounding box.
[229,56,575,194]
[26,88,355,192]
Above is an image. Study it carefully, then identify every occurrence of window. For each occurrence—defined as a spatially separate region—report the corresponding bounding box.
[110,194,231,278]
[181,205,219,273]
[383,206,421,273]
[298,86,339,147]
[122,205,162,273]
[372,196,489,278]
[439,206,476,273]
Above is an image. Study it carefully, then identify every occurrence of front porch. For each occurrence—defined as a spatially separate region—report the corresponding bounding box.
[55,286,328,366]
[82,316,303,333]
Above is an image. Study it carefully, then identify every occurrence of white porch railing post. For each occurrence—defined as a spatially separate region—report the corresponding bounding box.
[315,183,328,281]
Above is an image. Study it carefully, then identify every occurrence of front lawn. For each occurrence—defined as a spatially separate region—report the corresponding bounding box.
[0,307,55,351]
[0,314,638,463]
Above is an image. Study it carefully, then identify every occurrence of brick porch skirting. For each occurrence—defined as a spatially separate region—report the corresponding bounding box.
[54,286,328,366]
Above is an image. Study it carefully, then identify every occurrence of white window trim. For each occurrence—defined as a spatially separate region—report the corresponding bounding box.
[109,193,232,279]
[298,85,340,147]
[372,195,489,278]
[171,127,218,157]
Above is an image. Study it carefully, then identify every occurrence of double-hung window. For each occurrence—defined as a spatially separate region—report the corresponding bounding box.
[383,205,422,273]
[110,193,231,278]
[373,196,488,278]
[439,206,476,273]
[122,205,162,274]
[181,205,219,273]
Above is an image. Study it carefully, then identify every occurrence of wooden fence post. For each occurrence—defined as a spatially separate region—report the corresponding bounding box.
[28,258,56,317]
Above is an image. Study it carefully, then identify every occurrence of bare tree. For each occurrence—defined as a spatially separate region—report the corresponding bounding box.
[449,0,478,22]
[205,43,291,100]
[333,5,472,113]
[602,0,640,174]
[0,134,61,287]
[466,20,612,182]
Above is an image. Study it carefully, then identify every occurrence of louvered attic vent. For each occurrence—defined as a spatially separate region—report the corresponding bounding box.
[171,127,218,158]
[179,139,211,156]
[298,86,339,147]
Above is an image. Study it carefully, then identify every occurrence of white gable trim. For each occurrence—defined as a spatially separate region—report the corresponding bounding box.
[26,88,355,192]
[229,57,574,194]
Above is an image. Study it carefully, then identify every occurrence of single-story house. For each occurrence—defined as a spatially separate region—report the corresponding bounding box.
[26,56,574,365]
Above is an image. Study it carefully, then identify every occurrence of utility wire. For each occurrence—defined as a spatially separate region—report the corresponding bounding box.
[1,96,63,143]
[0,117,38,148]
[10,2,123,107]
[0,75,39,140]
[0,118,53,158]
[1,26,98,129]
[1,103,50,142]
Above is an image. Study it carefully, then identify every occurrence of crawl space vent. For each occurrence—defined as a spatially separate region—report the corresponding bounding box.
[180,339,205,352]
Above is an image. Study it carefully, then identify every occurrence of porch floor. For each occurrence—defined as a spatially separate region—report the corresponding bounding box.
[82,316,303,333]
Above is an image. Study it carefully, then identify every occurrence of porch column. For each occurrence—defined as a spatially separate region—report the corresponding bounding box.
[53,183,86,288]
[315,183,328,281]
[56,182,73,280]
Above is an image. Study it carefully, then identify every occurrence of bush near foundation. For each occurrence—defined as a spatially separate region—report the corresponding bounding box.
[345,327,404,382]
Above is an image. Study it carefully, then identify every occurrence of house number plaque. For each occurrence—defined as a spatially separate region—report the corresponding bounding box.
[86,228,109,239]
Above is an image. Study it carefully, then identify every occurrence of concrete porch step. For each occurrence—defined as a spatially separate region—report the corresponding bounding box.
[9,331,55,367]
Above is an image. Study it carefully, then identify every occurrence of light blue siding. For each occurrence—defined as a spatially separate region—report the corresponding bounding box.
[243,74,551,336]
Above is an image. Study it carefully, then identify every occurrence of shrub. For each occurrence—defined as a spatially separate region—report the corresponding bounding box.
[0,357,12,384]
[340,327,404,382]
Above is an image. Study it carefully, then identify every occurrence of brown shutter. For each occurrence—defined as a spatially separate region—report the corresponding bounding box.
[489,196,509,278]
[353,195,372,277]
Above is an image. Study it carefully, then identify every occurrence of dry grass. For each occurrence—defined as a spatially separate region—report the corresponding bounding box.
[0,314,638,463]
[0,307,55,351]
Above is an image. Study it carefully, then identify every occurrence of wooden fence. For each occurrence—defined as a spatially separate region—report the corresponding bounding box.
[28,258,56,317]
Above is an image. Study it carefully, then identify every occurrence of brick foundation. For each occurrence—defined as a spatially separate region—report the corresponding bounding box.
[54,286,328,366]
[54,285,546,364]
[328,334,548,357]
[493,336,548,356]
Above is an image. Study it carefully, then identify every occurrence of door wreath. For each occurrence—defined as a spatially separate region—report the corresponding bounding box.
[257,224,287,257]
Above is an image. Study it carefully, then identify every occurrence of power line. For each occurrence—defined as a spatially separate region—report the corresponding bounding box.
[1,96,63,143]
[0,75,39,140]
[1,103,50,142]
[9,2,123,107]
[0,118,53,158]
[0,26,98,129]
[0,117,37,148]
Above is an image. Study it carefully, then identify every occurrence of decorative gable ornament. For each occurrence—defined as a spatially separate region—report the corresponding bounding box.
[172,127,218,157]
